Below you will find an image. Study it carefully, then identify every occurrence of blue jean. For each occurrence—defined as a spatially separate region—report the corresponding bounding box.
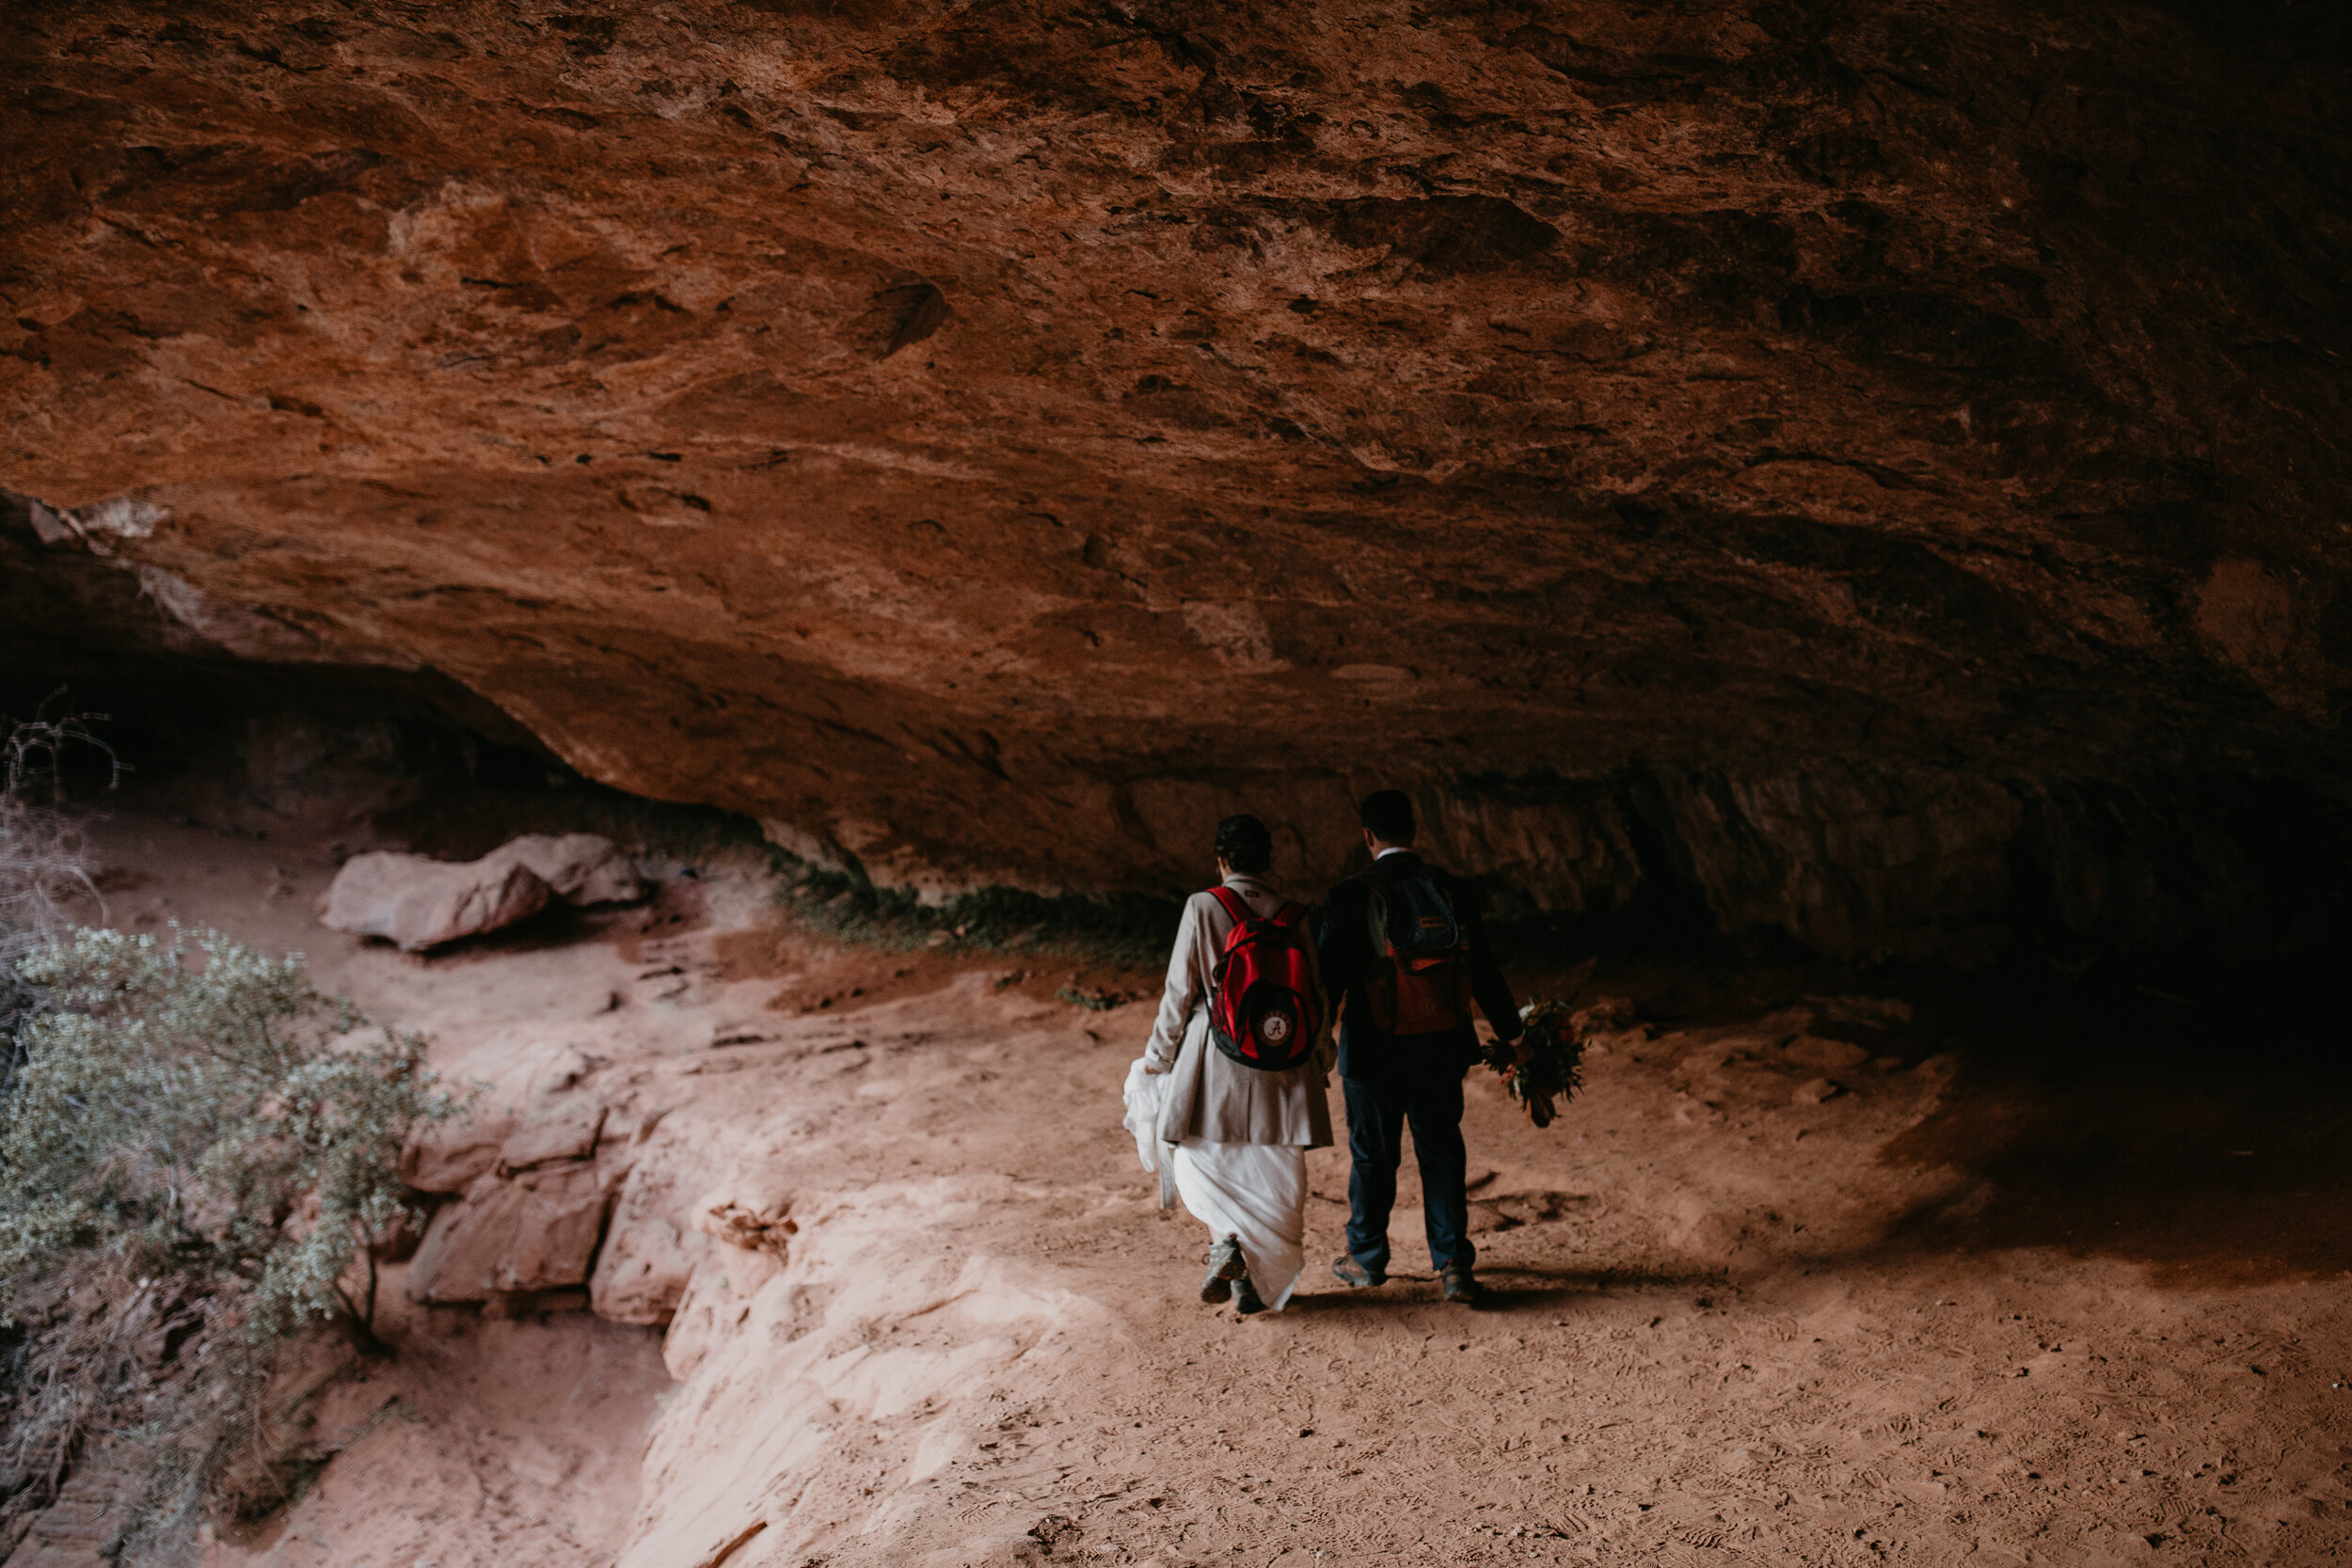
[1343,1067,1473,1275]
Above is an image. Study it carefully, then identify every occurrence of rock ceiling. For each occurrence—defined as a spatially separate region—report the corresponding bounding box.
[3,0,2347,954]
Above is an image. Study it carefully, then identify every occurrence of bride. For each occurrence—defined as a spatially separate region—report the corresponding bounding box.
[1131,814,1334,1314]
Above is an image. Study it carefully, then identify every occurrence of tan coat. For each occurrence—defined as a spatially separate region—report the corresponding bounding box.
[1145,874,1335,1148]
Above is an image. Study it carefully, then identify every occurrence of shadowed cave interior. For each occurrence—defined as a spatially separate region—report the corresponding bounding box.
[4,0,2351,1563]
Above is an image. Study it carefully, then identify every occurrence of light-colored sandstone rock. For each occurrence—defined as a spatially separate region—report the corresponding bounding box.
[591,1161,709,1327]
[405,1164,614,1304]
[323,851,550,952]
[402,1106,518,1195]
[660,1249,786,1382]
[501,1094,606,1171]
[654,1187,798,1373]
[322,834,642,951]
[493,833,645,907]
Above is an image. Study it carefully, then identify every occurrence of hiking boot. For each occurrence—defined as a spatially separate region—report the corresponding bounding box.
[1331,1254,1385,1290]
[1200,1236,1247,1304]
[1232,1275,1268,1316]
[1439,1264,1483,1306]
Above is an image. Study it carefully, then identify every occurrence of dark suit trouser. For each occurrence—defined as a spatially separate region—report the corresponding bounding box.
[1343,1063,1473,1275]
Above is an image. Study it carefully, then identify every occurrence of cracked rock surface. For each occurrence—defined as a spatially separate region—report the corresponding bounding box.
[4,0,2349,957]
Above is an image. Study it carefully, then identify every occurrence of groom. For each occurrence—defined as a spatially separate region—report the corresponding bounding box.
[1318,789,1523,1305]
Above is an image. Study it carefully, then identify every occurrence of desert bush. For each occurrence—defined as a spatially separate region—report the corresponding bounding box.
[0,926,454,1559]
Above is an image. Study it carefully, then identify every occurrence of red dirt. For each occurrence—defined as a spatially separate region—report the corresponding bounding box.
[36,807,2350,1568]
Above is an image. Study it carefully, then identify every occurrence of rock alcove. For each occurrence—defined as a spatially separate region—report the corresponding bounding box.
[4,0,2349,965]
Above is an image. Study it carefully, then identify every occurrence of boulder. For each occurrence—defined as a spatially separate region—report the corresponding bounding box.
[323,851,550,952]
[405,1164,614,1304]
[492,832,645,907]
[322,833,643,951]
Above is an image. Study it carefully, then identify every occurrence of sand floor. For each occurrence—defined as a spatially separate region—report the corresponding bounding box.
[35,798,2351,1568]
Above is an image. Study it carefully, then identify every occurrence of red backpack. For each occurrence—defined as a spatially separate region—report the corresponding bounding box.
[1203,886,1323,1072]
[1362,871,1476,1037]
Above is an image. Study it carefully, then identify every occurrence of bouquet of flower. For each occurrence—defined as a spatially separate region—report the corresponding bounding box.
[1480,997,1586,1128]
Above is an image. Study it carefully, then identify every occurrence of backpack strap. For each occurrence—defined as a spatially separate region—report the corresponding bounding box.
[1273,901,1306,928]
[1205,885,1254,927]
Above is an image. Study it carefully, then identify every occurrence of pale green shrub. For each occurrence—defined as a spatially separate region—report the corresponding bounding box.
[0,925,454,1556]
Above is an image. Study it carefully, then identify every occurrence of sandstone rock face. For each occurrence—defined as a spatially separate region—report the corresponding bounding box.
[400,1103,514,1195]
[401,1041,640,1305]
[5,3,2349,960]
[590,1158,710,1328]
[501,1092,605,1171]
[405,1163,614,1304]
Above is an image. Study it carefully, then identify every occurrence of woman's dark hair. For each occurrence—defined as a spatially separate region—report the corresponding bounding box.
[1215,813,1274,875]
[1359,788,1417,845]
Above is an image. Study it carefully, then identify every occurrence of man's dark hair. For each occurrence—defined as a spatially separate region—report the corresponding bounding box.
[1215,814,1274,875]
[1359,789,1417,846]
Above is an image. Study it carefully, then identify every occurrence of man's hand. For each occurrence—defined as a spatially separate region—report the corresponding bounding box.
[1481,1024,1533,1065]
[1144,1063,1165,1074]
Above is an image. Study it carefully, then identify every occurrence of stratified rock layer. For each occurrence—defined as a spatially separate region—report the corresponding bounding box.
[4,1,2349,958]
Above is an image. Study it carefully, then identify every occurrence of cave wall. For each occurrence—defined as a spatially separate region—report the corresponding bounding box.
[4,0,2349,961]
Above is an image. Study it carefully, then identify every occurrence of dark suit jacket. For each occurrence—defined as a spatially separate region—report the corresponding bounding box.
[1317,849,1522,1083]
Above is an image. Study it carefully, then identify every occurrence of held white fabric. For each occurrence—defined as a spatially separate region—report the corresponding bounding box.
[1171,1139,1307,1310]
[1120,1056,1178,1210]
[1120,1056,1161,1171]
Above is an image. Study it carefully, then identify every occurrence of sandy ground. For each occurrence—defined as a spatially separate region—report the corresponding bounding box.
[34,794,2352,1568]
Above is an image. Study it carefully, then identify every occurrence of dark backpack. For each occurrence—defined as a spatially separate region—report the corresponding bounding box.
[1363,872,1475,1037]
[1204,886,1322,1072]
